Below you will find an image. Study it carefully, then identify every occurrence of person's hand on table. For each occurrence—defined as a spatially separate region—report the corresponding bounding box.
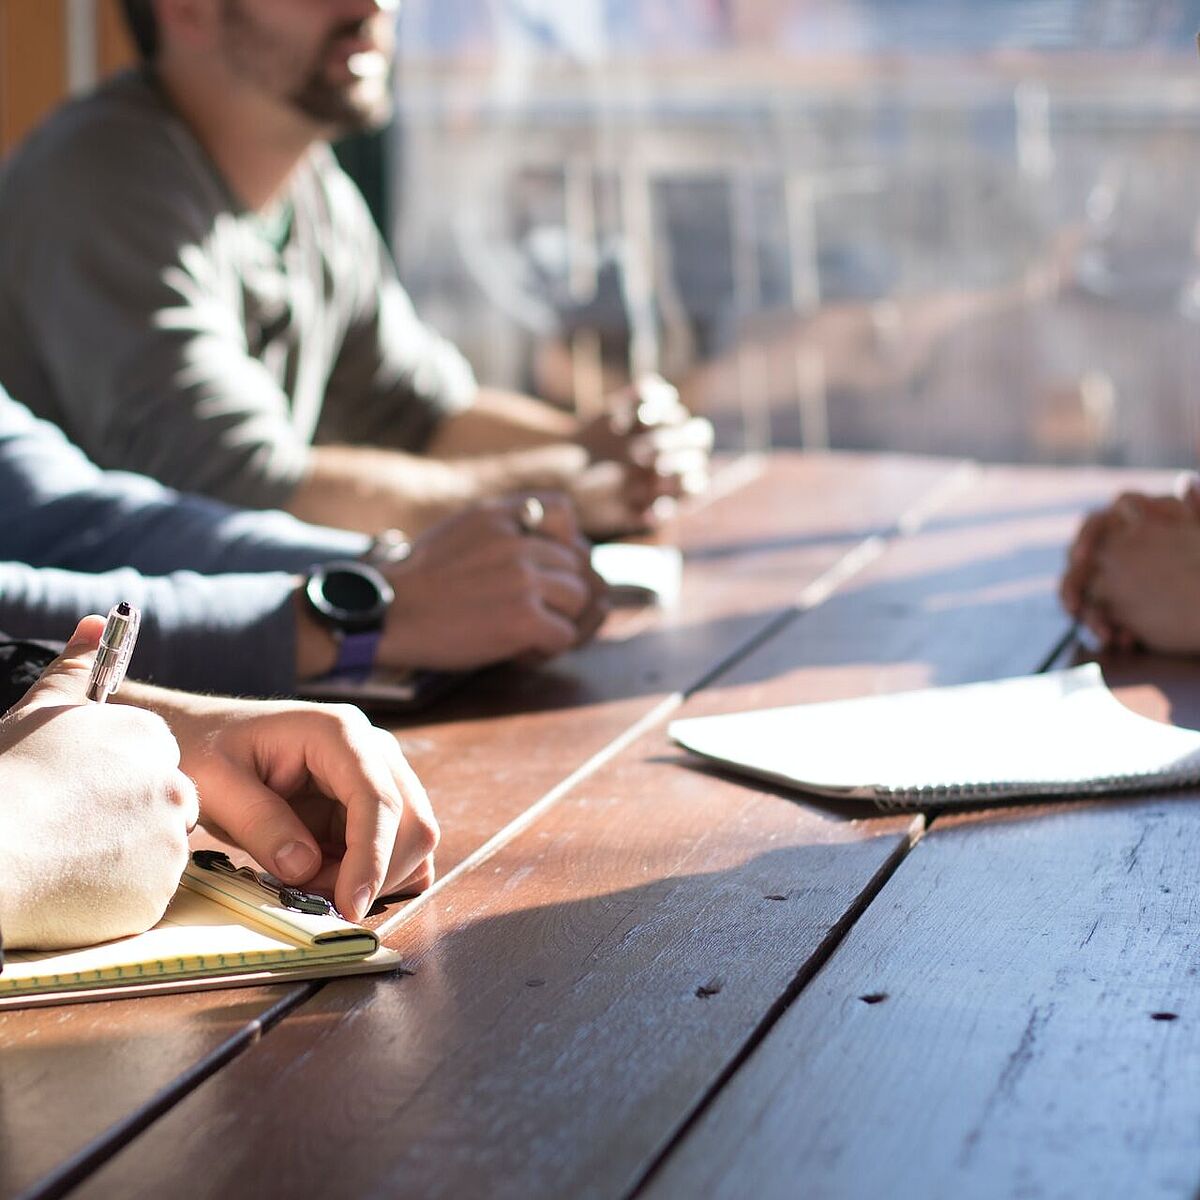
[1060,494,1142,647]
[377,493,610,670]
[133,690,440,922]
[0,617,197,949]
[574,375,714,538]
[1060,479,1200,654]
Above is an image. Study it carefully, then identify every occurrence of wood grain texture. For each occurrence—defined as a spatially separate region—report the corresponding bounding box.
[384,452,962,890]
[664,462,1176,714]
[17,457,1170,1200]
[643,666,1200,1200]
[0,985,308,1200]
[64,461,1144,1200]
[3,453,949,1199]
[71,773,920,1200]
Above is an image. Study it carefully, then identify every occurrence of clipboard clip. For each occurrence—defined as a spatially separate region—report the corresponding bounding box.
[191,850,338,917]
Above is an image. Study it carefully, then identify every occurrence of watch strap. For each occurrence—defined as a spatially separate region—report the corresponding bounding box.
[331,628,384,680]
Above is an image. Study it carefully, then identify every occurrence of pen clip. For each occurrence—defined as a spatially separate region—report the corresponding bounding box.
[191,850,338,918]
[86,601,141,702]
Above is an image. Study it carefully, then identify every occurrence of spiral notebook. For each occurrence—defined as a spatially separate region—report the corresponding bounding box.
[0,853,402,1010]
[669,664,1200,810]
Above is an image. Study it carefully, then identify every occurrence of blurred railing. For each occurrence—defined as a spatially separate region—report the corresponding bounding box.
[392,2,1200,468]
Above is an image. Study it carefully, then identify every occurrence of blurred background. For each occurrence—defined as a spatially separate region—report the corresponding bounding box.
[6,0,1200,467]
[390,0,1200,467]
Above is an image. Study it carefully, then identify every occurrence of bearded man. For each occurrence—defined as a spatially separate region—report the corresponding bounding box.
[0,0,711,538]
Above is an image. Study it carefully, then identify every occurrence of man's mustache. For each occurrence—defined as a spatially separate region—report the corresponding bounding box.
[326,19,387,53]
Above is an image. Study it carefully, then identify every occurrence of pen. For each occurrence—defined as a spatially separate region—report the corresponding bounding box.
[86,602,141,703]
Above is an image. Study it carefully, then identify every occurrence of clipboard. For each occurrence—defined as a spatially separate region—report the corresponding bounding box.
[0,851,404,1010]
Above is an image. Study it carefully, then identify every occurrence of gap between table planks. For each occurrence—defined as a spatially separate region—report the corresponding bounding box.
[0,450,959,1200]
[641,506,1200,1199]
[641,705,1200,1200]
[65,462,1165,1200]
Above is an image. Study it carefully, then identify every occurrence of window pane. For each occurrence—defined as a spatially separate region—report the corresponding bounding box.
[392,1,1200,465]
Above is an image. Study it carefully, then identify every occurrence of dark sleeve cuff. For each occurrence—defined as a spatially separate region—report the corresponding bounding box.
[0,637,60,714]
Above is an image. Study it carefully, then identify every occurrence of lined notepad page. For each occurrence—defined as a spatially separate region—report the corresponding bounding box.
[1,874,377,995]
[669,664,1200,804]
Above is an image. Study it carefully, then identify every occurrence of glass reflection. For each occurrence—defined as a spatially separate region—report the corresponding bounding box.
[391,1,1200,466]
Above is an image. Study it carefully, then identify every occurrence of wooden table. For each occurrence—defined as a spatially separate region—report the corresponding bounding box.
[5,450,1198,1200]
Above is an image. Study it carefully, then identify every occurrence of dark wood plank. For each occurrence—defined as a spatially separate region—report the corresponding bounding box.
[388,451,965,888]
[668,461,1176,712]
[71,769,921,1200]
[1,453,950,1200]
[641,668,1200,1199]
[0,986,309,1200]
[65,462,1145,1200]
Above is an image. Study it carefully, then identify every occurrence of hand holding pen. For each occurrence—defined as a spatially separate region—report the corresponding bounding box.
[0,615,197,949]
[0,608,438,947]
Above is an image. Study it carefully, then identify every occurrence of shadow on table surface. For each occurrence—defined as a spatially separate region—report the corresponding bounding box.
[382,538,1071,725]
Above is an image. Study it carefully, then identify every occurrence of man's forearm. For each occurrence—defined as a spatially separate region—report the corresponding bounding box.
[286,441,587,535]
[424,388,580,457]
[285,444,478,533]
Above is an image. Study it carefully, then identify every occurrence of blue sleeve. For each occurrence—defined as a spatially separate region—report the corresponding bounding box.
[0,392,370,574]
[0,562,301,695]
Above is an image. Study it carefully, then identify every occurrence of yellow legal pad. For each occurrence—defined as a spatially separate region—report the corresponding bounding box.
[0,857,402,1010]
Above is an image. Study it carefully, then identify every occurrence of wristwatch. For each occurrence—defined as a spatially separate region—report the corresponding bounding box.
[304,560,395,679]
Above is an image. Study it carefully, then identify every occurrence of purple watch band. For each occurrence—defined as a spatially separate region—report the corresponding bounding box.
[331,628,383,680]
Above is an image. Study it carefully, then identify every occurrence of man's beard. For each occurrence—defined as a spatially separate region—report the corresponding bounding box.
[221,0,395,135]
[288,69,394,135]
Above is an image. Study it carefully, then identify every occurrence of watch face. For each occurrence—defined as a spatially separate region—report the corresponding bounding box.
[307,562,394,632]
[325,568,383,613]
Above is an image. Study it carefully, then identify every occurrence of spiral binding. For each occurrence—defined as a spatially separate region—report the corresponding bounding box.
[870,768,1200,812]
